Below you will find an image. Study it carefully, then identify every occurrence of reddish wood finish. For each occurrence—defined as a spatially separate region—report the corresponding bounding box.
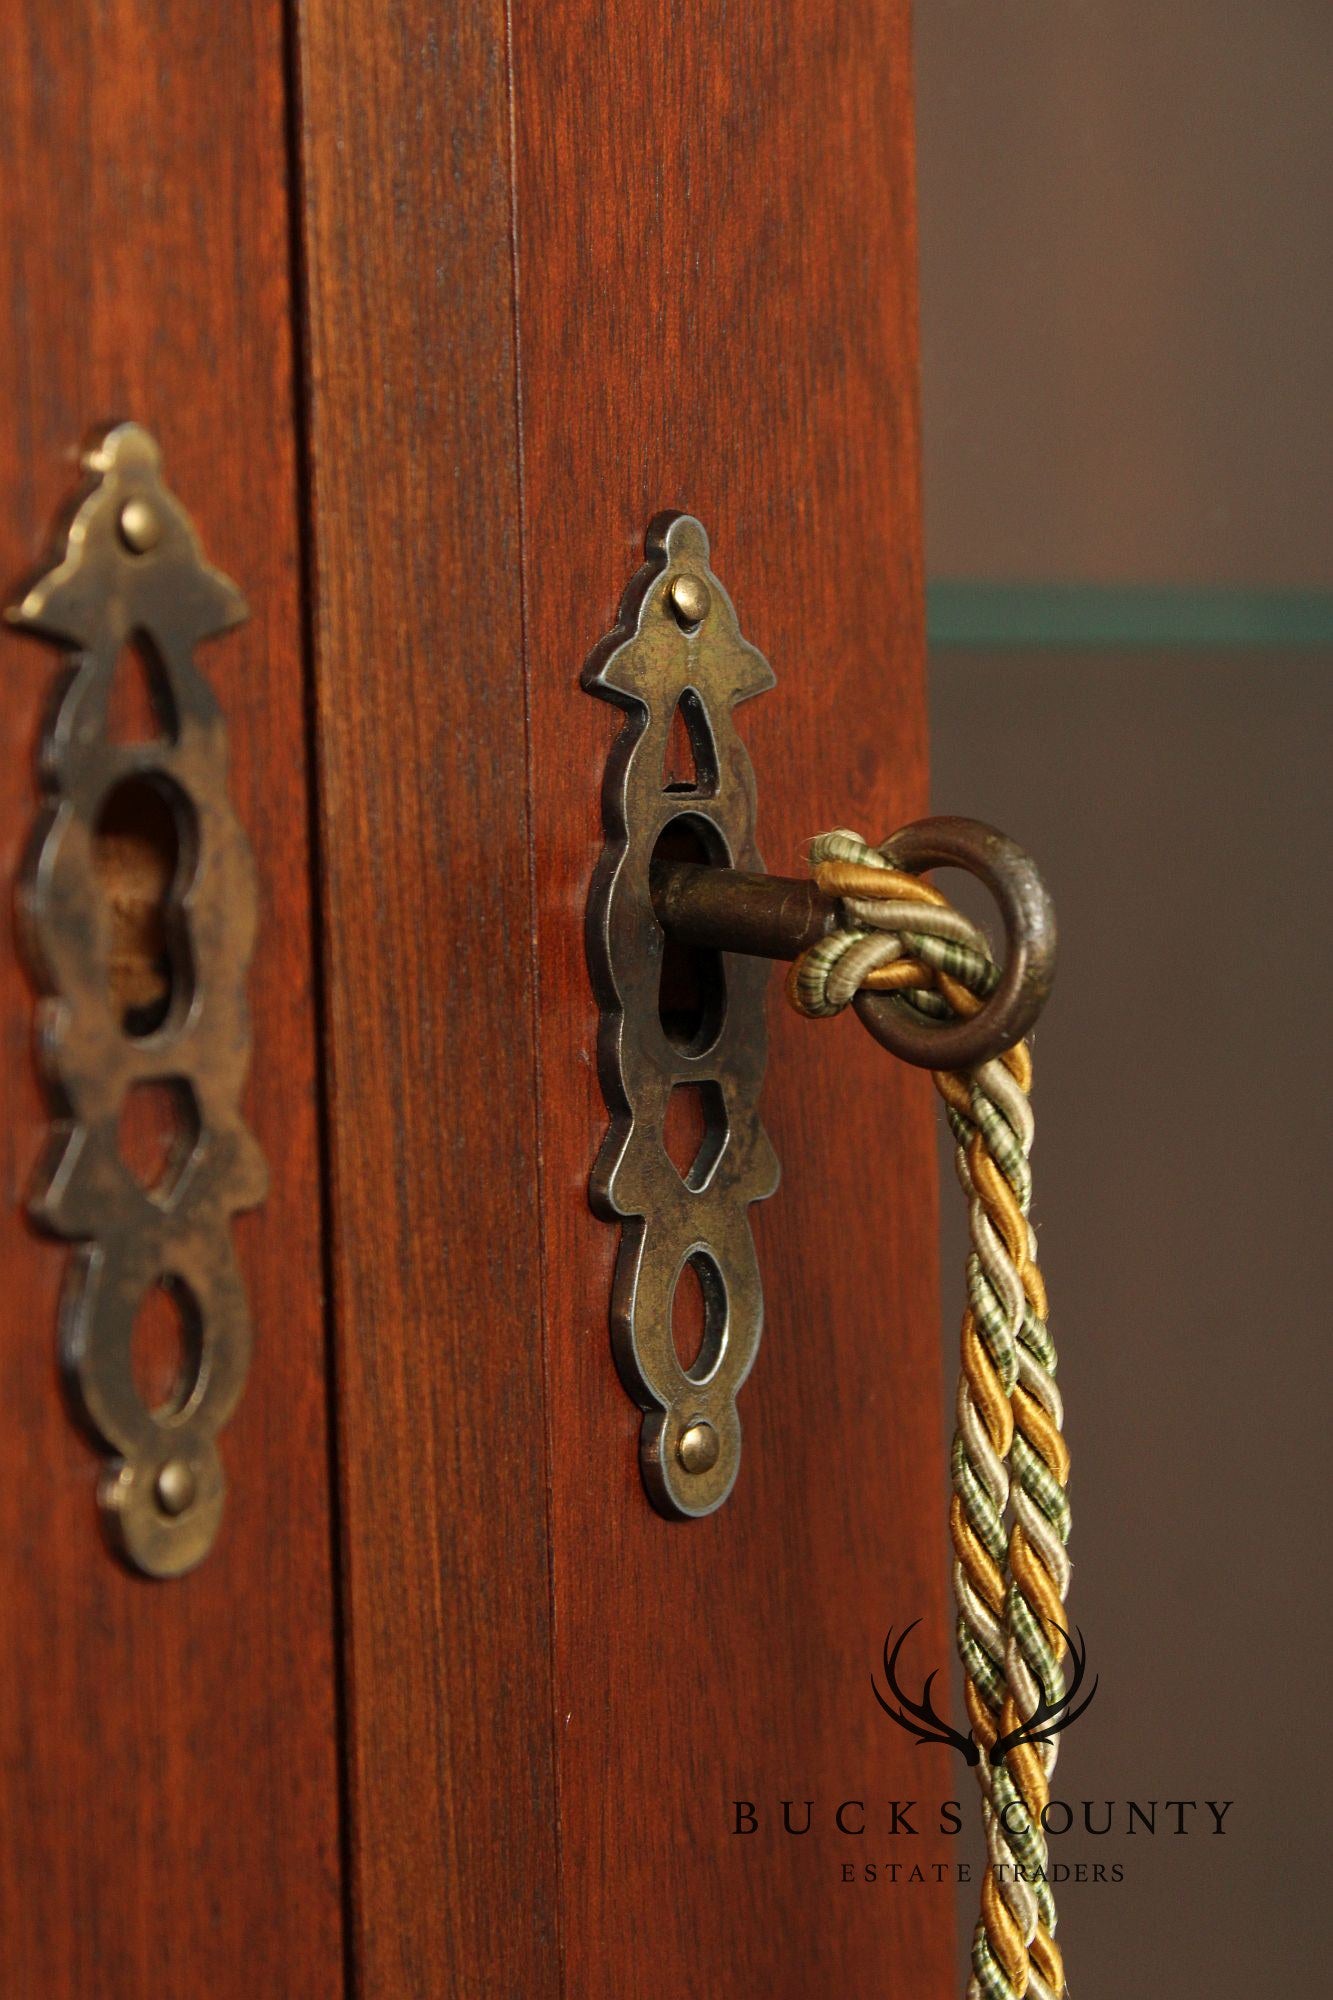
[512,4,954,1991]
[299,0,953,1992]
[292,5,562,1995]
[0,4,344,1995]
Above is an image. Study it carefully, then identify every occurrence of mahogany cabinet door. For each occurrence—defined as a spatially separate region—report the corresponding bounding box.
[296,2,954,1994]
[0,6,343,1995]
[0,4,949,1994]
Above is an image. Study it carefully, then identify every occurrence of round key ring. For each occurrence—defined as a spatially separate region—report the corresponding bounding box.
[853,815,1058,1071]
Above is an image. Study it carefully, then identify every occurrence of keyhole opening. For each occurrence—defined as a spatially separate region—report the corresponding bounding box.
[652,813,727,1055]
[93,775,197,1037]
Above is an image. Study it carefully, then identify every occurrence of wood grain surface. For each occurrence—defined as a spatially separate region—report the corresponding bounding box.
[292,4,562,1995]
[511,3,955,1991]
[0,3,344,1994]
[299,0,953,1993]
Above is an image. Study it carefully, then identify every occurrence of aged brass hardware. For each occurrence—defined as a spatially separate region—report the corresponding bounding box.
[584,513,779,1520]
[8,422,267,1578]
[585,514,1056,1522]
[651,817,1056,1072]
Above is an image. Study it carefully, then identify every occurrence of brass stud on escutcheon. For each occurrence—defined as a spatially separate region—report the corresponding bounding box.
[155,1459,197,1517]
[118,496,162,553]
[677,1421,720,1475]
[668,572,710,628]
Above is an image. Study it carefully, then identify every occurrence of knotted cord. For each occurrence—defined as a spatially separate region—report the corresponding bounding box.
[789,828,1071,2000]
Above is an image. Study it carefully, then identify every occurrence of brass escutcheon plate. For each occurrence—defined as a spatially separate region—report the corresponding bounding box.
[9,424,266,1577]
[584,514,779,1520]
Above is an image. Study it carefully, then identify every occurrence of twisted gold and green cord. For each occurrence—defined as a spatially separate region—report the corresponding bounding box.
[790,829,1072,2000]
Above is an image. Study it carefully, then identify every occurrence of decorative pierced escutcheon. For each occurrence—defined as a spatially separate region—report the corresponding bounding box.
[584,514,779,1519]
[9,423,266,1577]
